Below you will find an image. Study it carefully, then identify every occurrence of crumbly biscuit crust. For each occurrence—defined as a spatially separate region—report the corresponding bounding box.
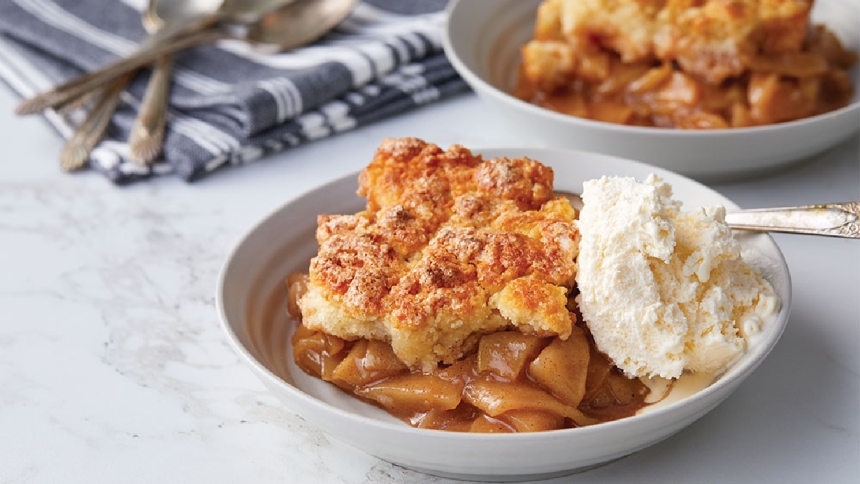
[299,138,579,371]
[533,0,813,84]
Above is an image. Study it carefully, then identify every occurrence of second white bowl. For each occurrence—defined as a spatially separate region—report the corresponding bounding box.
[442,0,860,181]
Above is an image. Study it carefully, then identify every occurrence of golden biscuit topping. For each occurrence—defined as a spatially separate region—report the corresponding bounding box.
[539,0,814,83]
[517,0,856,128]
[299,138,579,371]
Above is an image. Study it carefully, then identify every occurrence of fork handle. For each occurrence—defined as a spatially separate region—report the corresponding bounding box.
[725,202,860,238]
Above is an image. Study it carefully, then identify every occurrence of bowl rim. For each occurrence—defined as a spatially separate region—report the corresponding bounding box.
[442,0,860,138]
[216,146,793,443]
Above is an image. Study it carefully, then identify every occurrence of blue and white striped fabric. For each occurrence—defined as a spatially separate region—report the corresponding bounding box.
[0,0,467,183]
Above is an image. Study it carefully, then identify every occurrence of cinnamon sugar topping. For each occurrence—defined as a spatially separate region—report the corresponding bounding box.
[298,138,580,371]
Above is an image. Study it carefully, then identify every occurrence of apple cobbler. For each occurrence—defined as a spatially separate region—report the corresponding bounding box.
[287,138,651,432]
[515,0,858,128]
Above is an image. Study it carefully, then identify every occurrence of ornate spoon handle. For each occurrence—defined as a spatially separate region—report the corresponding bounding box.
[129,55,173,164]
[724,202,860,238]
[559,192,859,239]
[58,74,132,171]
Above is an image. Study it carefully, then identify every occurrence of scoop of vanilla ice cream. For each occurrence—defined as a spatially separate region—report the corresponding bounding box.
[575,175,779,379]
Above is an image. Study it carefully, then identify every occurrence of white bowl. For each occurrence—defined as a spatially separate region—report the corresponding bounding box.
[217,147,792,482]
[442,0,860,181]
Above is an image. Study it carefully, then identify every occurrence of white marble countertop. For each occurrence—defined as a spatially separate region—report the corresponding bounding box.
[1,82,858,484]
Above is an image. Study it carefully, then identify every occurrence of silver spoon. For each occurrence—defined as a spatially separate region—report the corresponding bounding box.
[126,1,197,164]
[16,0,357,117]
[128,0,314,164]
[58,0,221,170]
[561,193,860,238]
[57,73,133,171]
[52,0,299,170]
[17,1,223,117]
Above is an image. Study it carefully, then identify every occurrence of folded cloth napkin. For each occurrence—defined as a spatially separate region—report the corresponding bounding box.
[0,0,467,184]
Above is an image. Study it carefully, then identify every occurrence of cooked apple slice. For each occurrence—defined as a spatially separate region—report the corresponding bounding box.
[469,414,514,433]
[605,370,649,405]
[499,409,564,432]
[584,345,613,400]
[527,325,590,407]
[463,376,596,426]
[331,339,409,389]
[477,331,546,380]
[292,324,347,380]
[356,373,462,413]
[415,406,478,432]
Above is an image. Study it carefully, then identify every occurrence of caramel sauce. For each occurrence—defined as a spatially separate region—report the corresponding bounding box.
[285,273,651,433]
[514,26,857,129]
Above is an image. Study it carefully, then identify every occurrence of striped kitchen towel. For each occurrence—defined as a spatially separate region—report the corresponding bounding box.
[0,0,467,183]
